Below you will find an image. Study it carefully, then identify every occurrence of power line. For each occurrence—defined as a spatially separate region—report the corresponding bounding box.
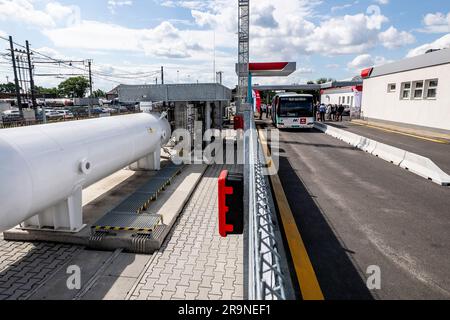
[0,35,180,87]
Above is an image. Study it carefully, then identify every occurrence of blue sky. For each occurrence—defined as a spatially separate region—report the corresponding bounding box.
[0,0,449,91]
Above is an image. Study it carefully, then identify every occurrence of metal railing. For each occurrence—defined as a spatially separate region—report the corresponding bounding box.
[244,107,288,300]
[0,111,141,129]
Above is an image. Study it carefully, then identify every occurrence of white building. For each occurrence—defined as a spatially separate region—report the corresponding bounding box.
[360,48,450,132]
[321,85,363,117]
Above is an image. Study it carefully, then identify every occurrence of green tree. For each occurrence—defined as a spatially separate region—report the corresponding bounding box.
[35,86,60,97]
[92,89,106,98]
[58,76,90,98]
[0,82,17,93]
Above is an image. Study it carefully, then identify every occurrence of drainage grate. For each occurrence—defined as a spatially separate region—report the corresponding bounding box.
[114,192,156,213]
[91,163,183,234]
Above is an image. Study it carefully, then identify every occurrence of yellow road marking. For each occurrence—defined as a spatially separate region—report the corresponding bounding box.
[258,128,324,300]
[351,122,449,144]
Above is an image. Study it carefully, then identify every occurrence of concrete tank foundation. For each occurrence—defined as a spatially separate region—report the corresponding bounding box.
[3,161,207,254]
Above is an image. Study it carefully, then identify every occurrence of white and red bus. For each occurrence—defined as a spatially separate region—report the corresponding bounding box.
[271,93,315,129]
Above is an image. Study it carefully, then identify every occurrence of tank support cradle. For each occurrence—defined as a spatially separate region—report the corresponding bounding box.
[129,150,161,171]
[18,150,162,233]
[21,186,86,233]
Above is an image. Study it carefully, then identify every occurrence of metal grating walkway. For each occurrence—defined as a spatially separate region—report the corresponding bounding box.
[91,163,183,233]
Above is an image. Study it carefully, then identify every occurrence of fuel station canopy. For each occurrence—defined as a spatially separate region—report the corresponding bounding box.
[236,62,297,77]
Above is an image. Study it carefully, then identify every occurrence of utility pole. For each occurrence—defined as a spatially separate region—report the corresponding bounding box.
[25,40,37,115]
[155,77,158,85]
[9,36,22,116]
[213,31,216,83]
[161,66,164,85]
[88,60,93,117]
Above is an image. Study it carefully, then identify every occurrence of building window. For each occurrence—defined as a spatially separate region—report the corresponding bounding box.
[387,83,396,93]
[400,82,411,100]
[424,79,438,99]
[412,81,424,99]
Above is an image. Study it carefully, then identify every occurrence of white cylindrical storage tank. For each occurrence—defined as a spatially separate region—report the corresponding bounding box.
[0,113,171,232]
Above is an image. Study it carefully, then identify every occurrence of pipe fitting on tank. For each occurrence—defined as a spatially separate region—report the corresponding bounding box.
[79,158,92,175]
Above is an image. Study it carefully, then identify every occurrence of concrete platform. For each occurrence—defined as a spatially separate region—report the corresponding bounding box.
[3,163,207,254]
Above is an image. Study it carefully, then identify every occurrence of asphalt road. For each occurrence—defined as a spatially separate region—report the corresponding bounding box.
[264,122,450,300]
[325,121,450,174]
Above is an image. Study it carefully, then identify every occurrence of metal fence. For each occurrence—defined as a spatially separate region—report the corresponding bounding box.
[244,107,289,300]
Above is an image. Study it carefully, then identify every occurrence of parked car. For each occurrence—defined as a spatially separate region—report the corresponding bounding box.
[102,107,116,114]
[46,110,63,120]
[91,107,106,115]
[1,110,23,123]
[69,107,89,117]
[56,110,74,119]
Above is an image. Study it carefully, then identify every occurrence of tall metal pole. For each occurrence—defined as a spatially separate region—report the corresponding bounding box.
[88,60,93,117]
[213,31,216,83]
[9,36,22,116]
[25,41,37,116]
[238,0,250,111]
[161,66,164,85]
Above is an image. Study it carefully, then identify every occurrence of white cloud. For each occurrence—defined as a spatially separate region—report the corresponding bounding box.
[406,34,450,57]
[107,0,133,14]
[418,12,450,33]
[43,20,225,61]
[378,26,415,49]
[300,13,388,55]
[347,54,391,71]
[375,0,389,5]
[253,4,279,29]
[0,0,79,29]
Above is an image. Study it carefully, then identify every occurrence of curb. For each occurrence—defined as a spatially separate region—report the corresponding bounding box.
[314,122,450,186]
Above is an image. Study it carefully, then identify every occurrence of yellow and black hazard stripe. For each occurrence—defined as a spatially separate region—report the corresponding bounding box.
[91,226,154,232]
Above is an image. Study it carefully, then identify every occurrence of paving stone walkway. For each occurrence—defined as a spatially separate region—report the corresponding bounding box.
[129,164,244,300]
[0,235,81,300]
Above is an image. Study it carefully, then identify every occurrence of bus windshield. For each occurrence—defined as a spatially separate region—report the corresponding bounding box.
[279,97,314,117]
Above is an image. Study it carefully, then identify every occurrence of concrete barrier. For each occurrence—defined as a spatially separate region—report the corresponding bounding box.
[341,131,363,147]
[356,137,378,154]
[401,152,450,186]
[314,122,450,186]
[371,142,407,166]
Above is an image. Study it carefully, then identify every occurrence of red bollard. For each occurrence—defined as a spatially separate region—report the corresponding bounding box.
[218,170,244,237]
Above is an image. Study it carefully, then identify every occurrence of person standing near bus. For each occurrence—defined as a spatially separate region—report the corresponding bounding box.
[319,103,326,122]
[326,104,332,121]
[337,104,345,122]
[331,104,337,121]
